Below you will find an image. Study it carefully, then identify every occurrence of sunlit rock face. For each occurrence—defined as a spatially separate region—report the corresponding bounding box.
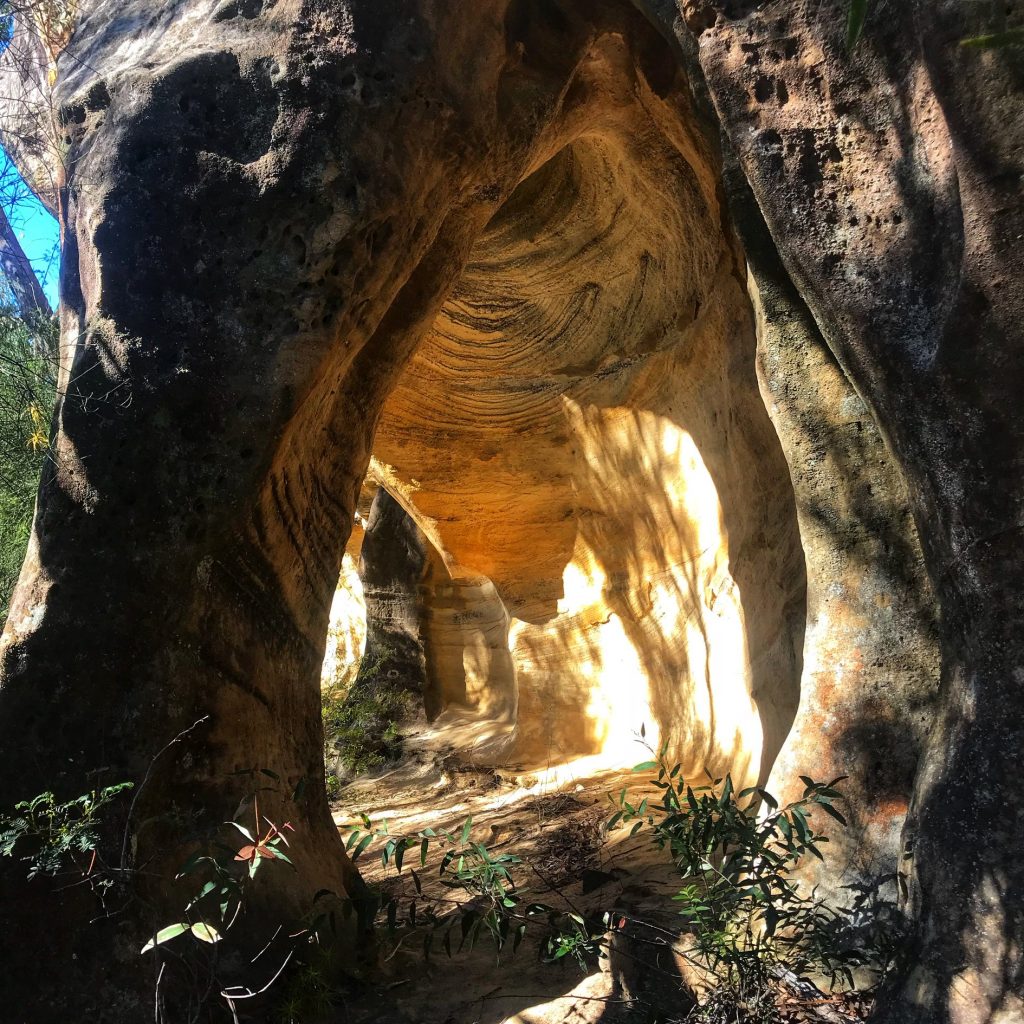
[321,552,366,691]
[368,112,806,788]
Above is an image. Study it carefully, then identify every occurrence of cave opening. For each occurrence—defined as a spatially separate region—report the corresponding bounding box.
[321,121,806,799]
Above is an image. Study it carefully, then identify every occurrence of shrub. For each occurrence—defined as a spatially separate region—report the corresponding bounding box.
[322,638,417,783]
[608,739,890,1015]
[0,308,58,619]
[0,782,133,880]
[341,739,895,1021]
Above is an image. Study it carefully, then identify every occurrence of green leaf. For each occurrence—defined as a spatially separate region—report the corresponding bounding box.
[818,802,848,826]
[185,881,218,910]
[141,922,189,953]
[352,834,373,861]
[817,788,845,801]
[460,817,473,845]
[190,922,221,944]
[460,909,478,950]
[175,850,211,878]
[633,761,659,773]
[961,28,1024,49]
[846,0,868,52]
[225,821,254,843]
[420,837,429,866]
[718,774,734,808]
[791,806,810,844]
[756,788,778,810]
[394,841,405,874]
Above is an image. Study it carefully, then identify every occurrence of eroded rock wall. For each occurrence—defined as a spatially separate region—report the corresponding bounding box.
[0,0,1017,1019]
[3,1,801,1012]
[681,1,1024,1018]
[371,92,805,788]
[724,152,941,918]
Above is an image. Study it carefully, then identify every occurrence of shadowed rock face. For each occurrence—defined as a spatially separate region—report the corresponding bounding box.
[0,0,1019,1019]
[680,2,1024,1019]
[355,488,428,706]
[325,486,429,778]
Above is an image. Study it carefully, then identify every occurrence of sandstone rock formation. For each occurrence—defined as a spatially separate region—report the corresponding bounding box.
[0,0,1019,1020]
[366,68,807,789]
[325,486,429,777]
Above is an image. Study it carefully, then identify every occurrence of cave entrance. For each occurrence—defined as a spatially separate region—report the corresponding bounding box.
[322,123,806,794]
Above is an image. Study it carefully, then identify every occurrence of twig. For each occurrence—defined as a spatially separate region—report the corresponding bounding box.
[220,946,296,1000]
[153,961,165,1024]
[250,925,283,965]
[120,716,210,870]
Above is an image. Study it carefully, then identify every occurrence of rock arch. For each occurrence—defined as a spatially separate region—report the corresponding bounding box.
[0,0,1020,1020]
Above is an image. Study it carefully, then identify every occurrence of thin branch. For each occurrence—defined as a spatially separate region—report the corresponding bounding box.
[120,716,211,870]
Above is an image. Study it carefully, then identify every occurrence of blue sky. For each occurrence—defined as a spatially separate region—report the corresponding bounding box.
[1,153,60,310]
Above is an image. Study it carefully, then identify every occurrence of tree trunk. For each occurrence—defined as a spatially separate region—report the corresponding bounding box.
[0,200,50,319]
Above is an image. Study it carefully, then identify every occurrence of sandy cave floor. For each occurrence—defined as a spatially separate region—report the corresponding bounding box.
[324,736,870,1024]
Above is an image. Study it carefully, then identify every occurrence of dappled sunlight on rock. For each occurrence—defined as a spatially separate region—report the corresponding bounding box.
[319,552,366,691]
[360,114,802,793]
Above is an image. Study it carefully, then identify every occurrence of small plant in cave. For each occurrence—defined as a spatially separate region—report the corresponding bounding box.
[0,781,133,880]
[338,811,605,969]
[337,744,897,1022]
[322,638,418,784]
[608,739,894,1017]
[142,791,296,955]
[0,781,136,938]
[141,776,353,1021]
[322,682,414,779]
